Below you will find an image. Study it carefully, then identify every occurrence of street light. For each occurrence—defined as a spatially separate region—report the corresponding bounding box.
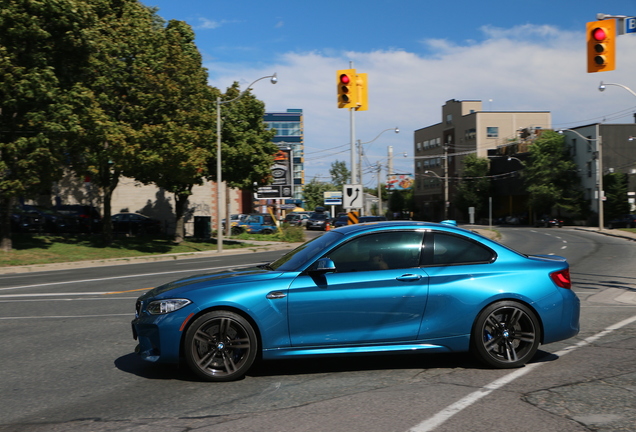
[216,73,277,253]
[357,127,399,185]
[598,81,636,98]
[558,128,604,230]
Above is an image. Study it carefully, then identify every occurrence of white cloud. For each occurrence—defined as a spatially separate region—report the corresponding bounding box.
[205,24,636,184]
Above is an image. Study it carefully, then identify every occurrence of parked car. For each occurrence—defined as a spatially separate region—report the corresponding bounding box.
[283,213,309,227]
[236,213,278,234]
[111,213,162,235]
[11,206,44,233]
[608,214,636,229]
[333,215,349,228]
[55,205,102,233]
[132,220,580,382]
[358,215,388,223]
[222,214,247,230]
[306,213,331,230]
[22,205,79,233]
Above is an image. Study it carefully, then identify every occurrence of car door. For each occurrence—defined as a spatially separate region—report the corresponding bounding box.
[287,230,429,346]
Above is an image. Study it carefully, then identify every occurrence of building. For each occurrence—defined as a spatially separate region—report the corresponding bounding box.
[560,123,636,223]
[263,109,305,209]
[413,99,551,221]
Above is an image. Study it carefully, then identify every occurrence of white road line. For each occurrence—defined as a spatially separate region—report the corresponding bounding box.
[0,264,253,292]
[0,313,131,320]
[408,313,636,432]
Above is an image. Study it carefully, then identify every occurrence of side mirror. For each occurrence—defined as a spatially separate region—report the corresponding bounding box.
[311,258,336,274]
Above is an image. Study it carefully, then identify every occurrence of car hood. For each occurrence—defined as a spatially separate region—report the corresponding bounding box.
[142,266,284,298]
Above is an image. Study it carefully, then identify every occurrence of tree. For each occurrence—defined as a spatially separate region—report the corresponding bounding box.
[65,0,170,243]
[131,19,217,242]
[455,154,491,219]
[303,178,335,211]
[604,172,629,221]
[524,130,584,219]
[329,160,350,188]
[0,0,95,250]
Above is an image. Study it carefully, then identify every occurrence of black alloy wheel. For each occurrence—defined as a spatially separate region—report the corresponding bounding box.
[184,310,258,382]
[471,301,540,368]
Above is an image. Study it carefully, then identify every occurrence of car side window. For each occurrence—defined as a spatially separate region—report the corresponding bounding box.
[423,232,495,266]
[326,231,424,272]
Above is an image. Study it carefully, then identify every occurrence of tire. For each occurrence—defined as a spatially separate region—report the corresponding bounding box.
[184,310,258,382]
[471,301,540,368]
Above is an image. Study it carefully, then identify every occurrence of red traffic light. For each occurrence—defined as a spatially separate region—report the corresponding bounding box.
[591,27,606,41]
[339,74,351,84]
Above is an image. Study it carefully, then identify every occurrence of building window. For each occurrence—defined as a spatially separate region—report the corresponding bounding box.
[487,127,499,138]
[446,114,453,125]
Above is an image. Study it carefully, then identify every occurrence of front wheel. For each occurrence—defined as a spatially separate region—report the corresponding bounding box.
[184,310,258,382]
[471,301,540,368]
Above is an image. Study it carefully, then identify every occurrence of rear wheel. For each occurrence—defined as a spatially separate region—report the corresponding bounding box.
[184,310,258,382]
[471,301,540,368]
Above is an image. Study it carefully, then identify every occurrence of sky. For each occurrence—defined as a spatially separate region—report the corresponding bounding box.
[141,0,636,187]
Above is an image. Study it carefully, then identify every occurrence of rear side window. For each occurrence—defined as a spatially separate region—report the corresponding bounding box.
[423,232,495,266]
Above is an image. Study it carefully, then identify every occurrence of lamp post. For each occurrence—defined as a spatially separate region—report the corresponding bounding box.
[599,81,636,98]
[357,127,399,185]
[216,73,277,253]
[558,128,604,230]
[356,127,399,215]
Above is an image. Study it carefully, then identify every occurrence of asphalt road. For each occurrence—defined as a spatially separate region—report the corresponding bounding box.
[0,227,635,432]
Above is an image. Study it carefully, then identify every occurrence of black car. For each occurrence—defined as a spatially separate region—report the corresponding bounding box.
[333,215,349,228]
[358,215,388,223]
[55,205,102,233]
[536,216,563,228]
[306,213,331,230]
[608,214,636,229]
[111,213,162,235]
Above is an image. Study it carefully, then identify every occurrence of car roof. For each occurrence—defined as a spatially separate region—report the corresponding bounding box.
[333,220,468,234]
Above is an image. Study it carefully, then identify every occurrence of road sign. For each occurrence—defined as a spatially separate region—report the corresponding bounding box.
[324,191,342,206]
[625,17,636,34]
[343,184,363,209]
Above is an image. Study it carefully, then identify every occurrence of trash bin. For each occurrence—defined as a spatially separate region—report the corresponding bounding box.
[193,216,211,238]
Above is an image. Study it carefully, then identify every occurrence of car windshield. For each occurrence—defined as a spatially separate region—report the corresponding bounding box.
[312,214,328,220]
[244,215,261,223]
[269,231,343,272]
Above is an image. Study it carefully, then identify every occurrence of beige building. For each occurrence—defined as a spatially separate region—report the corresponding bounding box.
[52,172,245,237]
[413,99,551,221]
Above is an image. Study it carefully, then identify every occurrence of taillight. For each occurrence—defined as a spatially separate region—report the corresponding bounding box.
[550,269,571,289]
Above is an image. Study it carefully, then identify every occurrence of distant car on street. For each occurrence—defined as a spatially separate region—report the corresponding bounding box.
[306,213,331,230]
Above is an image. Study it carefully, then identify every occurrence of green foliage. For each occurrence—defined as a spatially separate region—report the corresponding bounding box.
[329,160,350,187]
[303,177,336,211]
[454,154,491,218]
[524,130,584,217]
[603,172,630,220]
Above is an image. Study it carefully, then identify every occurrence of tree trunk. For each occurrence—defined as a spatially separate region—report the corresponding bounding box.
[0,196,15,252]
[174,188,192,243]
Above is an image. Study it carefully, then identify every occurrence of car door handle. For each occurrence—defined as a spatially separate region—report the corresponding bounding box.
[396,274,422,282]
[266,291,287,299]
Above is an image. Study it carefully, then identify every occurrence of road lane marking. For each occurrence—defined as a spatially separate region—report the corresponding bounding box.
[408,313,636,432]
[0,313,131,320]
[0,264,253,292]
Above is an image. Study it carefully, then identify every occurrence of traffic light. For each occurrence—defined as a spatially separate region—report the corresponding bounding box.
[587,19,616,73]
[337,69,358,109]
[355,73,368,111]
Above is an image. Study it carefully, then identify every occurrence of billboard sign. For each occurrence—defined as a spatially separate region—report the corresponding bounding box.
[386,174,414,191]
[257,148,293,199]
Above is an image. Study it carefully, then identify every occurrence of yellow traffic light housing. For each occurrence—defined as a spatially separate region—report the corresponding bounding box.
[355,73,368,111]
[337,69,358,109]
[587,19,616,73]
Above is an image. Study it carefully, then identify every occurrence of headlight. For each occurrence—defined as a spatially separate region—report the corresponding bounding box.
[146,299,191,315]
